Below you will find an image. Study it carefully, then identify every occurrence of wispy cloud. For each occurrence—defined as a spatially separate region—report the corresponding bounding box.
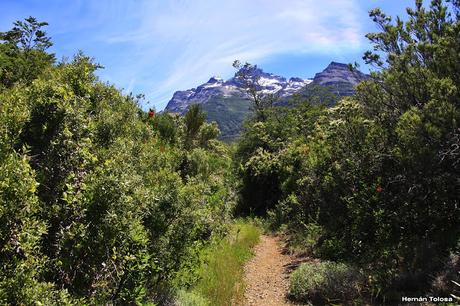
[2,0,377,110]
[106,0,366,109]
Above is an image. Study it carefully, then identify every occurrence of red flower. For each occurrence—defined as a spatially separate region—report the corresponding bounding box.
[376,186,383,193]
[148,111,155,118]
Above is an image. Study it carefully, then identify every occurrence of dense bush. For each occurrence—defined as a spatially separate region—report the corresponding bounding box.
[234,102,326,216]
[0,18,234,305]
[289,261,365,304]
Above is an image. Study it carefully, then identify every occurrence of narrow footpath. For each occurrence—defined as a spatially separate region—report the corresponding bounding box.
[243,235,295,306]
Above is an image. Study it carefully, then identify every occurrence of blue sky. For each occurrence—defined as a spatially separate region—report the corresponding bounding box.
[0,0,413,110]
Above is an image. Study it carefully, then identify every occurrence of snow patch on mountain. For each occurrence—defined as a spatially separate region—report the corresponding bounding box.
[165,67,312,113]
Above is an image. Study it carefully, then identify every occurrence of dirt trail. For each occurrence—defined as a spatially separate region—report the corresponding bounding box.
[243,235,295,306]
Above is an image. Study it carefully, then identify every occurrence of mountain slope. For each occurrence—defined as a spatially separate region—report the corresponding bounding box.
[164,62,368,140]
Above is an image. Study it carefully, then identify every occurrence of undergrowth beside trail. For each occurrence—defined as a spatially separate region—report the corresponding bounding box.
[176,219,261,306]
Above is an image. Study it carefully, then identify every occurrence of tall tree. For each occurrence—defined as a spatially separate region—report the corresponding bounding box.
[0,16,54,88]
[232,60,278,121]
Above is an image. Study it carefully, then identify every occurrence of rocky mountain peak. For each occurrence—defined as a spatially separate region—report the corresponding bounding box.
[312,61,369,89]
[207,76,223,84]
[327,61,350,69]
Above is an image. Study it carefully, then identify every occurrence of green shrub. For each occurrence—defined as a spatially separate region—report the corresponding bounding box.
[175,289,209,306]
[289,261,365,304]
[283,222,324,255]
[0,19,234,303]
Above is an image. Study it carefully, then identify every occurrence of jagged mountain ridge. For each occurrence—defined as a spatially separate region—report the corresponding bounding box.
[165,62,368,140]
[165,66,312,114]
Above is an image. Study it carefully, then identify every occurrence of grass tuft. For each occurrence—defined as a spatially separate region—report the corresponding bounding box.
[176,220,261,306]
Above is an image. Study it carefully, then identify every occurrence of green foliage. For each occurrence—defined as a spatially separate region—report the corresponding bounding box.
[2,0,460,303]
[0,16,54,88]
[234,101,326,215]
[0,16,52,51]
[232,60,278,122]
[0,18,234,305]
[176,220,260,306]
[198,122,220,148]
[150,112,179,144]
[175,289,209,306]
[295,84,340,107]
[235,0,460,302]
[184,104,206,149]
[289,261,365,304]
[0,59,72,305]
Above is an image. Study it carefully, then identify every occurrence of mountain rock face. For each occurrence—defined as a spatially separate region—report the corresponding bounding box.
[165,62,368,140]
[311,62,370,96]
[165,67,312,114]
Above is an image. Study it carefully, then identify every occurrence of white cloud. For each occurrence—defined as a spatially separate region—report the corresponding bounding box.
[93,0,366,109]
